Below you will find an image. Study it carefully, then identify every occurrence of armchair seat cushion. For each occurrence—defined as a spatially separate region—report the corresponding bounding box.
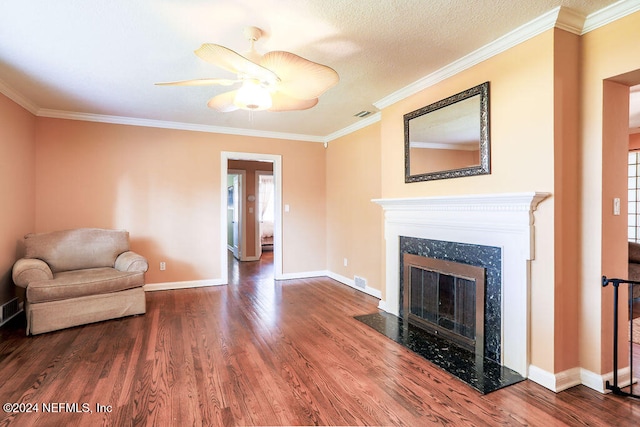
[26,268,145,304]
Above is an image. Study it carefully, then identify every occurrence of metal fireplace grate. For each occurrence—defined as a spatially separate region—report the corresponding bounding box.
[403,254,485,356]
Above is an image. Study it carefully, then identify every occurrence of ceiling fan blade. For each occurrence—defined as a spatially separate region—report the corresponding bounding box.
[155,78,239,86]
[195,44,278,84]
[261,51,339,100]
[207,90,240,112]
[268,92,318,112]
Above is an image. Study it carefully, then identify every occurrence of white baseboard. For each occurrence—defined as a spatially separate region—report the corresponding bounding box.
[527,365,558,391]
[142,270,383,302]
[528,365,581,392]
[144,279,226,292]
[326,271,382,299]
[274,269,382,300]
[276,270,328,280]
[558,368,583,391]
[528,364,633,393]
[327,271,354,287]
[581,366,632,393]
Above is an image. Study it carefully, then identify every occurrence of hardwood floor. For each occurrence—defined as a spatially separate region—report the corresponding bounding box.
[1,252,639,426]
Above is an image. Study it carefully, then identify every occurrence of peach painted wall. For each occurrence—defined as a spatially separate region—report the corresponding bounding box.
[629,133,640,150]
[326,122,382,291]
[279,141,327,274]
[379,30,558,372]
[0,94,36,303]
[380,32,555,199]
[552,29,581,374]
[34,118,326,284]
[580,10,640,376]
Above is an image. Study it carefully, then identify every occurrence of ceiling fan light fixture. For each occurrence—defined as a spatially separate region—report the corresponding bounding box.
[159,26,339,113]
[234,80,272,111]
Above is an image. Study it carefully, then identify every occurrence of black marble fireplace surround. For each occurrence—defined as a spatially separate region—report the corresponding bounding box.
[355,236,524,394]
[400,236,502,362]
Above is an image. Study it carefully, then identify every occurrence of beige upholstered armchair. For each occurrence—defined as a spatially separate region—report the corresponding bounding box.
[12,228,148,335]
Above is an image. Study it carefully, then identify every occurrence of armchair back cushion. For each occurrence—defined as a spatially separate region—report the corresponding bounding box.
[25,228,129,273]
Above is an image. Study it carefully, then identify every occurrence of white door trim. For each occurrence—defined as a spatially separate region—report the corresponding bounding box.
[221,152,283,283]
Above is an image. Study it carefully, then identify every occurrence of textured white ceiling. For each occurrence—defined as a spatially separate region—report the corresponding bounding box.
[0,0,629,139]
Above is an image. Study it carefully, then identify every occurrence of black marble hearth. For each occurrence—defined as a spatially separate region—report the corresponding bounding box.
[355,311,524,394]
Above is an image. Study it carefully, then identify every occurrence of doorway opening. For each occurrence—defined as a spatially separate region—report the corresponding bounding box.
[221,152,283,284]
[257,172,275,257]
[227,170,245,260]
[625,83,640,388]
[603,71,640,396]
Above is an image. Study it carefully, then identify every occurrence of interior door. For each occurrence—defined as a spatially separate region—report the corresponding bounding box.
[232,174,240,260]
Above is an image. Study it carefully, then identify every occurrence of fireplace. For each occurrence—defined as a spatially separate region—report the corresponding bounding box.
[357,193,547,393]
[400,237,501,363]
[372,192,549,378]
[403,254,485,356]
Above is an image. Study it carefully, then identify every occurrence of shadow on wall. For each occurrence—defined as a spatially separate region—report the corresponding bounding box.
[131,237,198,285]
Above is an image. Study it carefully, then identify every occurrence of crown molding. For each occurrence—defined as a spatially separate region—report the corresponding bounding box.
[582,0,640,34]
[372,1,640,112]
[0,78,39,114]
[324,112,381,143]
[4,2,640,142]
[556,7,586,34]
[36,109,325,143]
[374,7,572,110]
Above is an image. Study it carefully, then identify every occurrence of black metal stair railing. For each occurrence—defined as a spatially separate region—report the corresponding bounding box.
[602,276,640,399]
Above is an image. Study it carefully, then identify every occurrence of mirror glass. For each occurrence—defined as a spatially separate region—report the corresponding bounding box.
[405,82,490,182]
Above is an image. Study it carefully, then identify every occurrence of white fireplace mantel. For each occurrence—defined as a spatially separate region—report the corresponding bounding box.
[373,192,550,377]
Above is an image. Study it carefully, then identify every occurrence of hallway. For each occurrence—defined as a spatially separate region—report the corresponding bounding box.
[227,250,274,285]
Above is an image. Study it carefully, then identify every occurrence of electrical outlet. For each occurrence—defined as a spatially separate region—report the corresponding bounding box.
[344,258,348,267]
[160,262,166,271]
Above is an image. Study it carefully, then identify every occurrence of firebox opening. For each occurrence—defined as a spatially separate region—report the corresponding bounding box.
[403,254,485,357]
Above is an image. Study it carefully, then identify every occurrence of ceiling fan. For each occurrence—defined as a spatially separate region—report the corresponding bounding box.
[156,26,339,112]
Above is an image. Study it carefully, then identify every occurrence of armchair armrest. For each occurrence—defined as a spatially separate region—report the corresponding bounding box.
[115,251,149,273]
[12,258,53,288]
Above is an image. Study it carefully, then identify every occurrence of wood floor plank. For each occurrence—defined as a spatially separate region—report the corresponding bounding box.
[1,251,639,426]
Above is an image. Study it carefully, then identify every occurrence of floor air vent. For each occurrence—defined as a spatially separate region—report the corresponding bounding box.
[354,276,367,289]
[0,298,21,326]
